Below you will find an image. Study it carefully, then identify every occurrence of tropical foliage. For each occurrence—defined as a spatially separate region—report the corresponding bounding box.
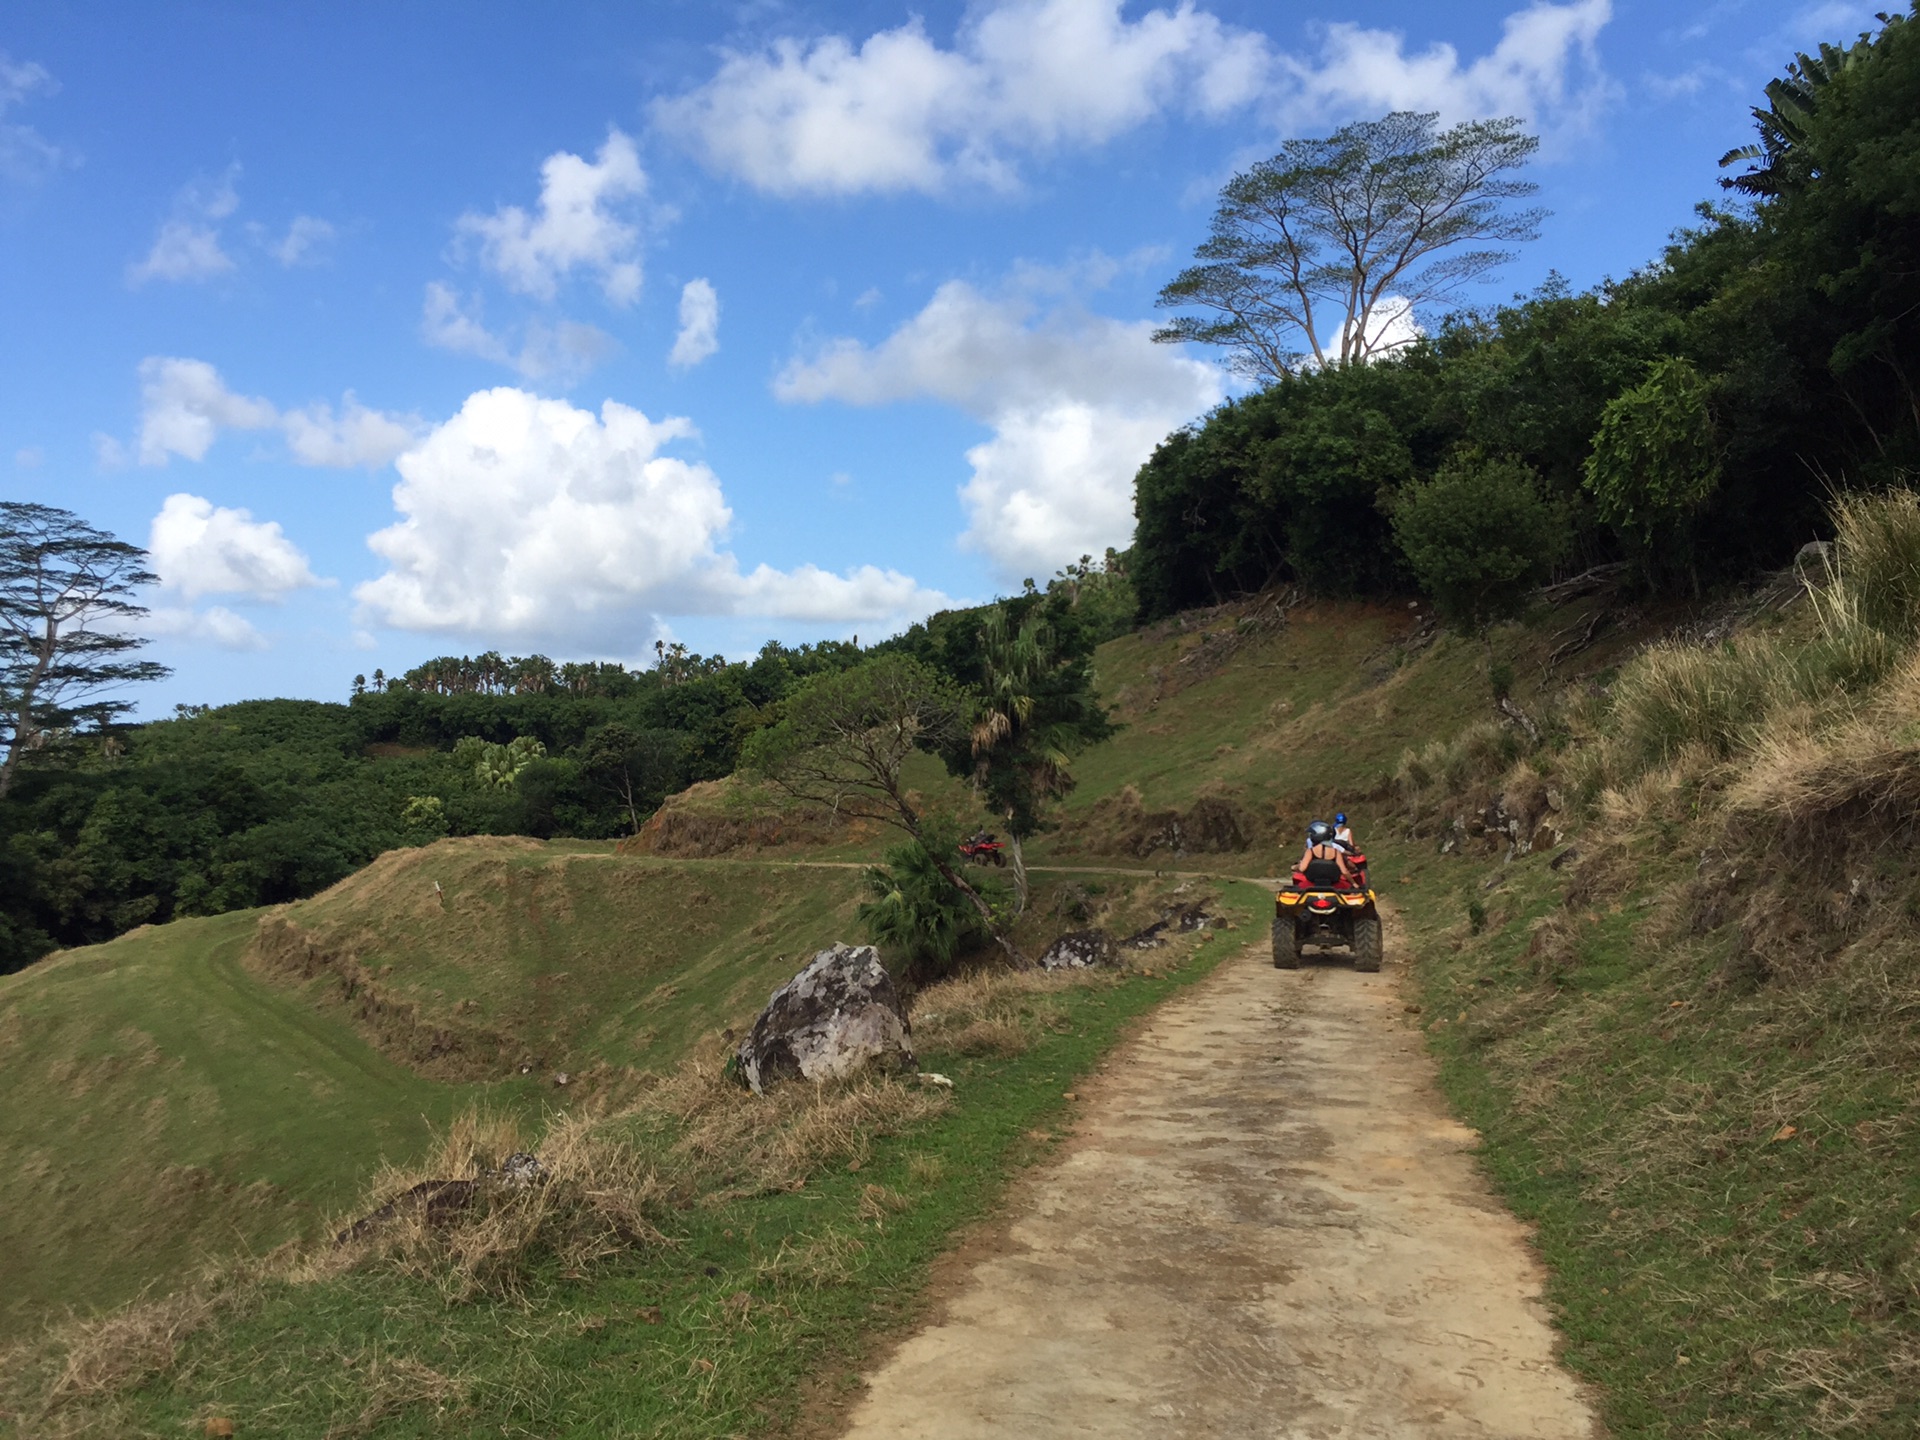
[1133,8,1920,616]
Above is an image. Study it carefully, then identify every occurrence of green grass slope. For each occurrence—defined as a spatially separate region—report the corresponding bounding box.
[1041,593,1641,853]
[0,912,486,1340]
[248,837,872,1083]
[0,841,876,1346]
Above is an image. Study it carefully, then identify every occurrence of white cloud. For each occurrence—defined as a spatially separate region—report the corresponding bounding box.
[517,319,619,384]
[777,277,1223,580]
[280,397,422,468]
[142,605,271,652]
[269,214,335,265]
[670,278,720,368]
[1280,1,1616,137]
[658,0,1617,197]
[13,446,42,469]
[457,130,646,304]
[148,492,321,601]
[137,357,277,463]
[655,0,1270,196]
[133,356,420,469]
[93,433,128,471]
[0,50,71,183]
[421,282,513,365]
[128,220,234,285]
[354,386,945,642]
[420,283,618,384]
[127,168,241,286]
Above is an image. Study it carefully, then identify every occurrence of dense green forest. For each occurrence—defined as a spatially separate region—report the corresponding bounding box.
[0,561,1131,974]
[1134,8,1918,620]
[3,8,1913,973]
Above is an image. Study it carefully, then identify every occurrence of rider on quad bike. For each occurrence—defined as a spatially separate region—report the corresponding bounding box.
[1274,819,1382,972]
[1295,820,1357,886]
[959,831,1007,867]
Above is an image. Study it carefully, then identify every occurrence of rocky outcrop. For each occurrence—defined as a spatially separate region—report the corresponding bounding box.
[736,944,913,1095]
[1039,930,1117,970]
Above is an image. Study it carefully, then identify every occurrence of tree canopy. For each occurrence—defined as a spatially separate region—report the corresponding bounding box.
[1154,111,1542,380]
[0,503,168,799]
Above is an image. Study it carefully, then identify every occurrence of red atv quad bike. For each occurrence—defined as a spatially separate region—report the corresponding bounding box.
[1273,851,1382,972]
[959,833,1007,867]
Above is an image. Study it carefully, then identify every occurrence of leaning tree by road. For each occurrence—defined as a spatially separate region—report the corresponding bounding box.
[1154,111,1544,380]
[0,503,169,798]
[743,654,1026,966]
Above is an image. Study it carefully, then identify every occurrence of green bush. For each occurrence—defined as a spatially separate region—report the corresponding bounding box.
[1391,456,1570,629]
[856,824,1000,979]
[1582,356,1721,579]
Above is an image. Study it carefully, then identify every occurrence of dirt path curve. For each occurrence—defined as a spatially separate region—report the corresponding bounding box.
[837,932,1602,1439]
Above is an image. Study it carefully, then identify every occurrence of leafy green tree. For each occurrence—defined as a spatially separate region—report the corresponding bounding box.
[577,724,686,834]
[1155,112,1543,379]
[400,794,449,842]
[470,735,546,789]
[744,655,1023,965]
[1583,357,1723,586]
[1391,456,1570,629]
[0,503,169,797]
[1045,551,1136,646]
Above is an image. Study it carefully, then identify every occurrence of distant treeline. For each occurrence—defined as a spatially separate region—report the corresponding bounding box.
[1132,11,1919,621]
[0,559,1134,974]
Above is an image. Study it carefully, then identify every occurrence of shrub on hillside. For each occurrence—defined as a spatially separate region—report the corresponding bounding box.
[1391,457,1570,629]
[857,825,1002,980]
[1824,487,1920,641]
[1582,357,1721,585]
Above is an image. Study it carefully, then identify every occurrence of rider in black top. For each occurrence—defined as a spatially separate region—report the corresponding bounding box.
[1295,820,1356,887]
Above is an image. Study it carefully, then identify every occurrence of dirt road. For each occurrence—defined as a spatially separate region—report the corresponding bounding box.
[837,934,1601,1439]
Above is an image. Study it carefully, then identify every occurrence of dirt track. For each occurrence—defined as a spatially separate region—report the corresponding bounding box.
[837,931,1602,1439]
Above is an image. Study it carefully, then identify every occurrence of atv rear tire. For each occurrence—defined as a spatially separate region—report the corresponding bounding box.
[1352,913,1383,972]
[1272,916,1300,969]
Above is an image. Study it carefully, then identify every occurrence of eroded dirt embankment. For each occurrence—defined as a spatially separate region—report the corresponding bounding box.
[837,932,1601,1439]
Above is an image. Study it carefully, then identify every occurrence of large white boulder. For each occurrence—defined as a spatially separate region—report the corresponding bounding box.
[736,943,914,1094]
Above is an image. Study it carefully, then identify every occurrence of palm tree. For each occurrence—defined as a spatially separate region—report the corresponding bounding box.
[970,606,1079,915]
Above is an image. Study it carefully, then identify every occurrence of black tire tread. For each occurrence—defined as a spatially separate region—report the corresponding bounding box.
[1352,913,1383,972]
[1272,916,1301,969]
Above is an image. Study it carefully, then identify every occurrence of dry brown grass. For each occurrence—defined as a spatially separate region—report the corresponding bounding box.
[627,1058,949,1203]
[908,963,1099,1060]
[45,1288,222,1406]
[344,1110,666,1302]
[326,1354,470,1438]
[0,1265,263,1438]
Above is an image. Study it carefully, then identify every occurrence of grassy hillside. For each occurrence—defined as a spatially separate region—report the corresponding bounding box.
[0,842,881,1347]
[0,912,488,1340]
[1042,586,1645,858]
[248,837,873,1083]
[2,883,1266,1438]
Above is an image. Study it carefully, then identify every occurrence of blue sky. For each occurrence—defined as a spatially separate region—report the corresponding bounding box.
[0,0,1886,713]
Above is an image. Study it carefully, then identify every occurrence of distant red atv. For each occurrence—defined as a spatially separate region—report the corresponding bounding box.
[1274,850,1381,972]
[959,832,1007,867]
